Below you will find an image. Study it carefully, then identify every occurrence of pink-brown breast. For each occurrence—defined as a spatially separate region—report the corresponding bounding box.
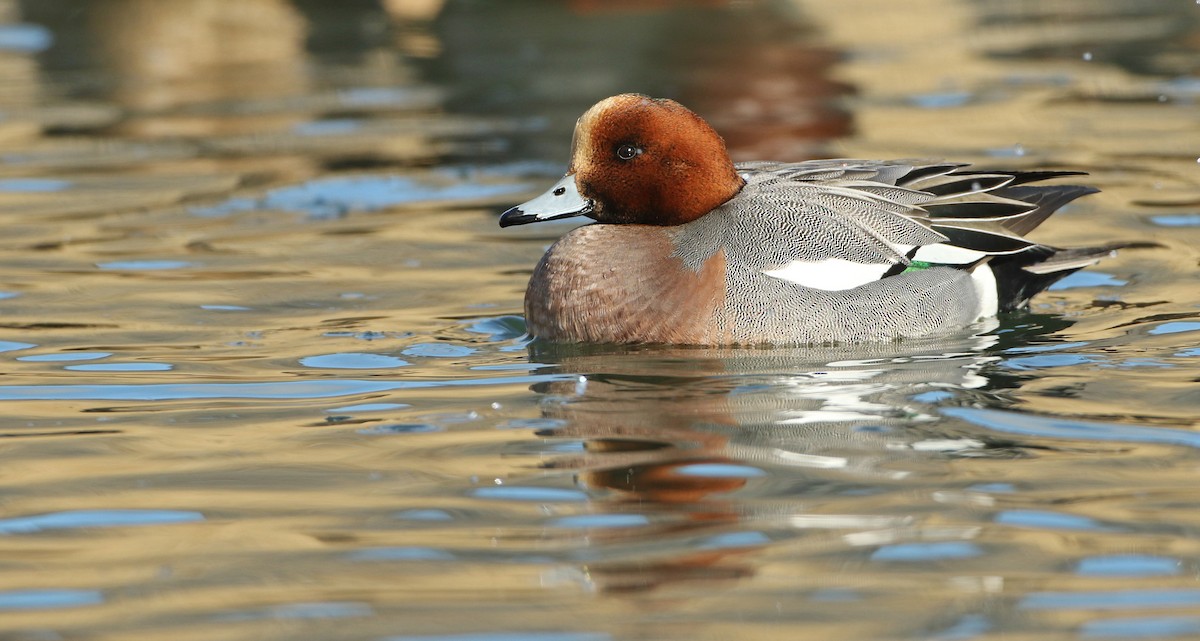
[524,225,731,345]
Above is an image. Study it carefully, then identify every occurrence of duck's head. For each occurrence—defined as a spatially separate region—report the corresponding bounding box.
[500,94,745,228]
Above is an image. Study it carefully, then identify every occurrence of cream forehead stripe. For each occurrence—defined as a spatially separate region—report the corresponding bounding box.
[569,95,642,175]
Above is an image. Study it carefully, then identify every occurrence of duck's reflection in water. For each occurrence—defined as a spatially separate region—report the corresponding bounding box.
[526,327,1032,594]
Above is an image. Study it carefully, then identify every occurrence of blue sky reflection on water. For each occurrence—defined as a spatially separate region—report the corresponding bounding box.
[0,589,104,611]
[0,510,204,535]
[0,375,573,401]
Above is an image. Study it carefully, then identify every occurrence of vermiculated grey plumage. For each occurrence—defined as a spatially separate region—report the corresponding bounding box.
[663,160,1137,343]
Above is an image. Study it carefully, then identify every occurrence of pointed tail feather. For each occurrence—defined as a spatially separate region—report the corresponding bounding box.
[989,241,1160,311]
[951,170,1089,187]
[991,185,1099,235]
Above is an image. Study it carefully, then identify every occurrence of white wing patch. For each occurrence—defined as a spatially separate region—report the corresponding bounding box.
[762,258,891,291]
[912,243,987,265]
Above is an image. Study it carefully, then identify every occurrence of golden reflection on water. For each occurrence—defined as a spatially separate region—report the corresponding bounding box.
[0,0,1197,639]
[89,0,309,127]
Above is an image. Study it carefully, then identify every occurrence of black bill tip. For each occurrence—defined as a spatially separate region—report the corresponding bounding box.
[498,206,536,228]
[498,203,593,228]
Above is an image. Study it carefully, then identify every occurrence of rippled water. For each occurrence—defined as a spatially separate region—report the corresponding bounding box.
[1,1,1198,639]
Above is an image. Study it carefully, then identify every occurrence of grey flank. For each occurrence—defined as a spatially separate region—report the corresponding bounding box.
[667,159,1123,344]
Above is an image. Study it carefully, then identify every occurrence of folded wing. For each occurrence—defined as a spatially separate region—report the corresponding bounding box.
[680,159,1106,301]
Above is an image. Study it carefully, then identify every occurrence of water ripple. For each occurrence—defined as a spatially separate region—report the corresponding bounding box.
[870,542,983,562]
[217,601,374,622]
[299,353,410,369]
[1082,615,1200,639]
[0,375,572,401]
[384,633,611,641]
[0,589,103,610]
[996,510,1116,532]
[1020,589,1200,610]
[1077,555,1182,577]
[470,486,589,502]
[942,408,1200,448]
[0,509,204,534]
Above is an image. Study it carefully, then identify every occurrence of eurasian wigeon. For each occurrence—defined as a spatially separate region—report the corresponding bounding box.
[500,93,1133,346]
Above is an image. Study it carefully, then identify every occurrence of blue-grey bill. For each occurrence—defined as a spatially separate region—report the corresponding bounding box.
[499,174,593,227]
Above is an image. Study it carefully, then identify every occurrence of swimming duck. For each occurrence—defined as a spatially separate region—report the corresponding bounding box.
[500,94,1131,346]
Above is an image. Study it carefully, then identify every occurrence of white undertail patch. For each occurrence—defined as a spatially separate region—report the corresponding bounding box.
[970,263,999,319]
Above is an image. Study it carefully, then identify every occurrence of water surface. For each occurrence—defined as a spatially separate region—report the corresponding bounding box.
[0,1,1198,639]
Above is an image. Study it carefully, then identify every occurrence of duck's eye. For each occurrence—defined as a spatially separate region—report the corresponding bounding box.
[615,144,641,161]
